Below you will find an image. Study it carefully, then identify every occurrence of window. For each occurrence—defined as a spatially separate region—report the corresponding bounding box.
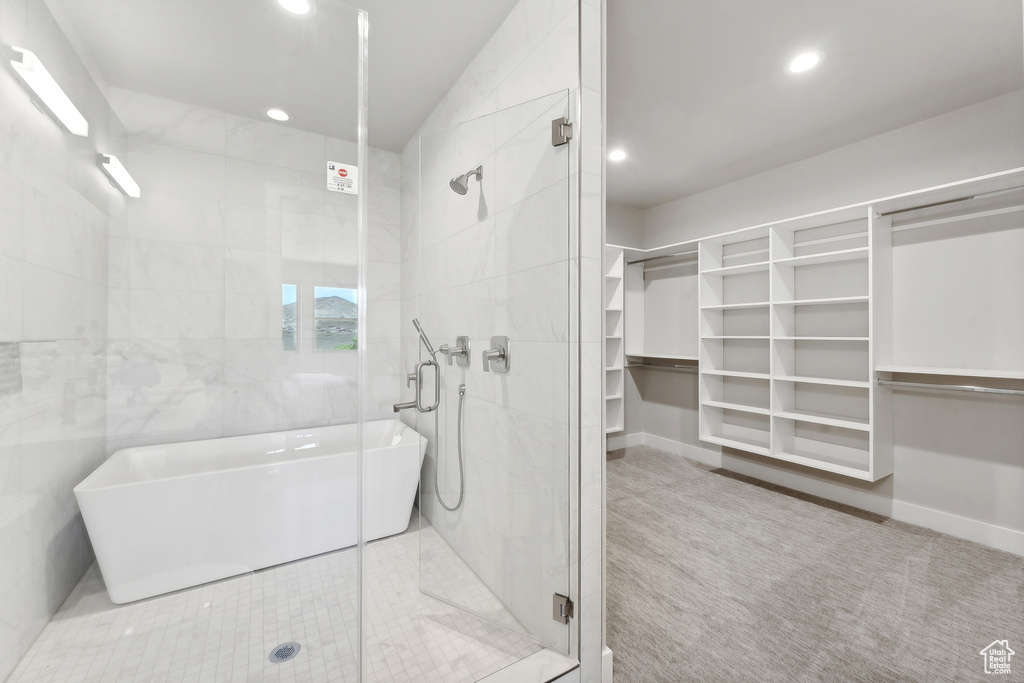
[282,284,298,351]
[314,286,358,351]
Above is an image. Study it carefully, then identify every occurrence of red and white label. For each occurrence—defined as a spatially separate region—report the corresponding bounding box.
[327,161,358,194]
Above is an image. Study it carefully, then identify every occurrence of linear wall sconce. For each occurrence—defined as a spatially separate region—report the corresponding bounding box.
[10,46,89,137]
[100,155,140,198]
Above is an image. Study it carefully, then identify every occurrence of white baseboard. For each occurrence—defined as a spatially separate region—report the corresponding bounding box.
[641,433,723,469]
[606,432,642,451]
[893,501,1024,557]
[602,647,613,682]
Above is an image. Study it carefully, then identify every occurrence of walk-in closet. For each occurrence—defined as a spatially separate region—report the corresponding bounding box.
[603,1,1024,680]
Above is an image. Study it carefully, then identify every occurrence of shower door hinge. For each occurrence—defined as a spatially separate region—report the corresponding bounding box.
[551,117,573,146]
[552,593,574,624]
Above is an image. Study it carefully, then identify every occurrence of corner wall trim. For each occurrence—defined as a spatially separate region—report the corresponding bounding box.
[892,501,1024,558]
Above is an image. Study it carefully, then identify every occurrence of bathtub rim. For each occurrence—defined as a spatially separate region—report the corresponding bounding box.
[75,419,426,493]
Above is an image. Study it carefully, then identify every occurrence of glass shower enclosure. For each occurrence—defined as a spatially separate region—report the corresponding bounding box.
[413,90,573,653]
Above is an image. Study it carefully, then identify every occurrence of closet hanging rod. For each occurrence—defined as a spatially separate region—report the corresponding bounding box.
[626,250,698,265]
[876,185,1024,217]
[877,379,1024,397]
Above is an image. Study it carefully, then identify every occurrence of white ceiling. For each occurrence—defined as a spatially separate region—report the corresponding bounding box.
[48,0,518,152]
[607,0,1024,209]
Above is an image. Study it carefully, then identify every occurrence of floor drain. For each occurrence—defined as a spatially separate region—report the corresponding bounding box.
[269,642,301,663]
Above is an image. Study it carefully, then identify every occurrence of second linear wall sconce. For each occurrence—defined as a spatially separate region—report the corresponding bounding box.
[100,155,141,198]
[10,46,89,137]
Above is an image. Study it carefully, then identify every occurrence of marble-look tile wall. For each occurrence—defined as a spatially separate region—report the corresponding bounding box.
[0,1,122,678]
[399,1,606,678]
[104,89,401,453]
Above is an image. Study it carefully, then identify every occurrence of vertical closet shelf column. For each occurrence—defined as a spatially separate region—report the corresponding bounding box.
[768,214,880,478]
[698,228,772,455]
[605,247,625,434]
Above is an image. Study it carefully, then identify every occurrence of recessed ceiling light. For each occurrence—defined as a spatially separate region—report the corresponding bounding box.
[276,0,312,15]
[266,108,290,122]
[786,52,822,74]
[608,149,628,162]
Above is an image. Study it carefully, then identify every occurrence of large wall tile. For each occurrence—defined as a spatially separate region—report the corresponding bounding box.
[108,88,228,155]
[124,140,227,202]
[225,115,325,173]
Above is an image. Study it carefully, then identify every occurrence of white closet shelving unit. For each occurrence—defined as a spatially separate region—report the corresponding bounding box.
[605,247,625,434]
[877,171,1024,382]
[616,166,1024,478]
[696,207,894,480]
[621,243,700,364]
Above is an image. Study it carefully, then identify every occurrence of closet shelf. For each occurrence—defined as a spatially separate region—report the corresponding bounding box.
[607,394,624,401]
[626,353,699,362]
[875,366,1024,380]
[774,336,869,342]
[605,427,623,435]
[702,400,770,416]
[773,247,868,267]
[769,450,873,481]
[700,301,770,311]
[773,295,868,307]
[774,410,870,432]
[606,307,623,313]
[703,335,770,340]
[702,370,769,380]
[776,375,870,388]
[701,260,770,276]
[702,435,770,457]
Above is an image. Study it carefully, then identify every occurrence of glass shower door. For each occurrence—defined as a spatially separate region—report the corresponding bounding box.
[414,90,573,655]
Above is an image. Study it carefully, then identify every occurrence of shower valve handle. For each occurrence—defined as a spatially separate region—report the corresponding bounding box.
[439,336,471,367]
[481,347,504,369]
[481,336,510,374]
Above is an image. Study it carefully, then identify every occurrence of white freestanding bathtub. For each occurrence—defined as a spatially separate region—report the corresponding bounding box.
[74,419,425,604]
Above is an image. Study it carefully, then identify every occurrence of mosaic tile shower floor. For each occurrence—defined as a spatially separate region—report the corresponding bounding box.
[8,520,541,683]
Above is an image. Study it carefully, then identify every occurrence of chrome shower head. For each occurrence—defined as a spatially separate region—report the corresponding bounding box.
[449,165,482,195]
[449,176,468,195]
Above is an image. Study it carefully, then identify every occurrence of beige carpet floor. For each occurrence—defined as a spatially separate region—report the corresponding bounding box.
[606,445,1024,683]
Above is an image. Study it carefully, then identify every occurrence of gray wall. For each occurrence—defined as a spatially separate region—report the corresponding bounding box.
[643,91,1024,246]
[606,200,642,248]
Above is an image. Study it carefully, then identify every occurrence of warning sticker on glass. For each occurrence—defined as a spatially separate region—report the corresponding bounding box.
[327,161,358,194]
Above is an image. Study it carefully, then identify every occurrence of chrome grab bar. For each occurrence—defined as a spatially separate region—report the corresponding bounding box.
[394,359,440,413]
[416,359,440,412]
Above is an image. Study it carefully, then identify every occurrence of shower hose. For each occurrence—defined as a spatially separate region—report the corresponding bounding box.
[434,383,466,511]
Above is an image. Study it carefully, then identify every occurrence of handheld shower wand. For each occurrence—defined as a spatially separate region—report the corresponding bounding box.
[412,318,437,361]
